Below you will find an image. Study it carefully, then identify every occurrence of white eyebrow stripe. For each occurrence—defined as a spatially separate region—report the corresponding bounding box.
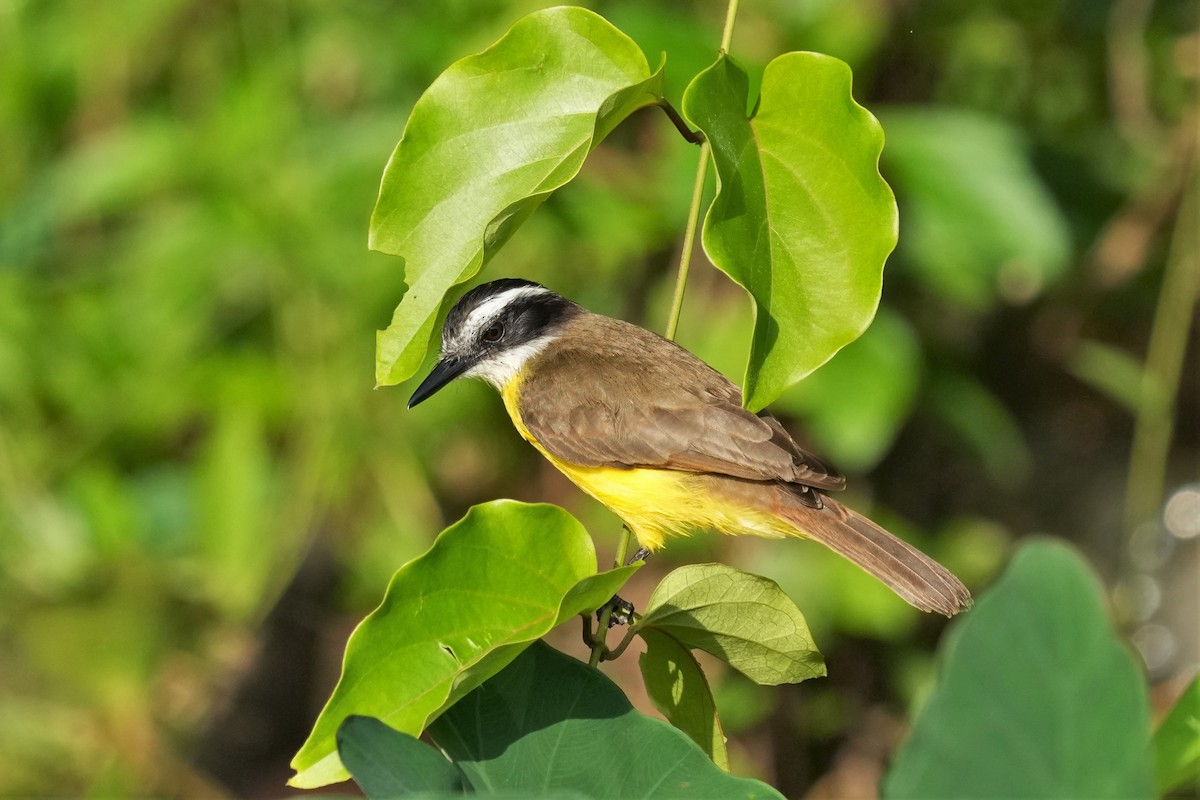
[461,285,552,335]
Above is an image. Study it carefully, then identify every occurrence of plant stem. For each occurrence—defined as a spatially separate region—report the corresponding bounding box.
[720,0,740,52]
[665,0,737,341]
[664,149,710,341]
[590,0,740,669]
[659,99,703,144]
[588,613,608,667]
[1124,157,1199,530]
[603,624,642,661]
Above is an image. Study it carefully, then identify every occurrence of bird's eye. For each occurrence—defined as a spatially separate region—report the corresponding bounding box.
[481,323,504,343]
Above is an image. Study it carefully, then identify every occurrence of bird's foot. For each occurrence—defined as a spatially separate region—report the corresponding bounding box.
[597,595,635,628]
[627,547,650,565]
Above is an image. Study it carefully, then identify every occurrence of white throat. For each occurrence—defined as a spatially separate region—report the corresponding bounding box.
[464,334,556,390]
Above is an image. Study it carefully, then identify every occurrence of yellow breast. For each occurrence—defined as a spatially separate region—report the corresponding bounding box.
[500,373,789,551]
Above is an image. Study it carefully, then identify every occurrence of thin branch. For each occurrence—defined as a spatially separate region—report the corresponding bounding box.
[601,625,641,662]
[664,148,710,341]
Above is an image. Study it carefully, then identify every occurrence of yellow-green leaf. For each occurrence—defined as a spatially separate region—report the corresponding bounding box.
[639,628,729,770]
[682,53,897,411]
[637,563,825,686]
[370,7,663,387]
[288,500,638,788]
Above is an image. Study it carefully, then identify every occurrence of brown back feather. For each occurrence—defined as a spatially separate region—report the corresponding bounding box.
[517,313,845,490]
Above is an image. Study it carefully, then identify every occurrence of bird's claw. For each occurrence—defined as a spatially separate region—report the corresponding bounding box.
[598,596,635,628]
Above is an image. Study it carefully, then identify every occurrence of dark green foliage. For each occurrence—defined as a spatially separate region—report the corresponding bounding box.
[886,541,1154,799]
[338,642,782,798]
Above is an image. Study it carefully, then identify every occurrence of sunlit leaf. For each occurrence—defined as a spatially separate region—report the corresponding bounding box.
[370,6,664,386]
[637,563,825,685]
[289,501,639,788]
[429,641,782,798]
[639,628,729,770]
[1153,674,1200,795]
[885,539,1153,799]
[682,52,897,411]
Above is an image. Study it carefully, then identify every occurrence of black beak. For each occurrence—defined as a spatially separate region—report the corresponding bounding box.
[408,355,471,409]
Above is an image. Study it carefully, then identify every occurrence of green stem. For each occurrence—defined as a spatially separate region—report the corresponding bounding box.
[720,0,740,52]
[664,0,737,341]
[1124,160,1199,529]
[664,0,737,340]
[589,528,631,666]
[591,0,740,669]
[588,613,608,667]
[603,624,641,661]
[664,147,710,341]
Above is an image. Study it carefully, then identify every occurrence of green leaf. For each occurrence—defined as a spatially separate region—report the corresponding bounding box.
[370,6,664,386]
[429,641,782,798]
[880,108,1071,309]
[639,629,729,770]
[289,500,639,788]
[885,539,1153,800]
[337,715,467,797]
[637,564,825,685]
[682,53,897,411]
[1153,673,1200,794]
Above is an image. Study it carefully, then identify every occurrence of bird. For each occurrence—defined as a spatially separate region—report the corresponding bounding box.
[408,278,972,616]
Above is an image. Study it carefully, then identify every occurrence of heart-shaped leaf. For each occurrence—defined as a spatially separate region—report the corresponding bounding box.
[885,540,1153,799]
[637,563,825,685]
[370,6,664,387]
[639,628,729,770]
[289,500,639,788]
[429,640,782,798]
[682,52,897,411]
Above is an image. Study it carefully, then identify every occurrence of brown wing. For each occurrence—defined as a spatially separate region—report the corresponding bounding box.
[517,315,845,491]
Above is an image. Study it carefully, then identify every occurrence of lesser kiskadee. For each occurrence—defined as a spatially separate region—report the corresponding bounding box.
[409,279,971,616]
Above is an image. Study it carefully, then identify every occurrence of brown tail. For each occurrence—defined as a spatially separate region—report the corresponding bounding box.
[779,494,972,617]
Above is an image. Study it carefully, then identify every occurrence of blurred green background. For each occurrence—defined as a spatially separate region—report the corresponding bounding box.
[1,0,1196,796]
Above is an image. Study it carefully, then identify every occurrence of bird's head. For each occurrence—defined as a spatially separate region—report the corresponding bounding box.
[408,278,579,408]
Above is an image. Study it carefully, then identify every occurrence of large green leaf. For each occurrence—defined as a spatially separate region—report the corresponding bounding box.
[338,716,467,797]
[429,641,782,798]
[289,501,639,788]
[370,6,664,386]
[639,628,729,770]
[1153,673,1200,795]
[885,539,1153,799]
[338,715,585,799]
[682,53,897,411]
[636,564,825,685]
